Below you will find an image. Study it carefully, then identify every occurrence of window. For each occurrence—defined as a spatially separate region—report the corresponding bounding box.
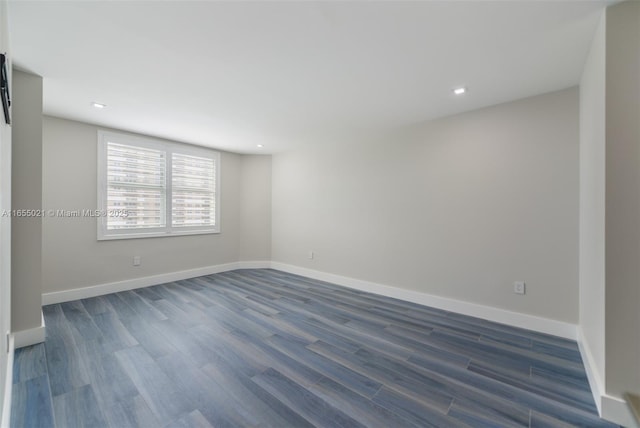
[97,131,219,240]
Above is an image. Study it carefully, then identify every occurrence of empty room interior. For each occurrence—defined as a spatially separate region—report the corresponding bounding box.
[0,0,639,427]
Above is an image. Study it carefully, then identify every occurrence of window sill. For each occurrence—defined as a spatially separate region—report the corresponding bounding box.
[97,228,220,241]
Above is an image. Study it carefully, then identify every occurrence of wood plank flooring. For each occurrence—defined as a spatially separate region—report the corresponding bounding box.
[11,269,618,427]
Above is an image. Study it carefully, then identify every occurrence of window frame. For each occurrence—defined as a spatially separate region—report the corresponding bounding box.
[97,130,220,240]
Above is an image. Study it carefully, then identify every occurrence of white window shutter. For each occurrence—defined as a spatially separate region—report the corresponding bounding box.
[98,131,219,240]
[106,142,166,230]
[171,152,216,227]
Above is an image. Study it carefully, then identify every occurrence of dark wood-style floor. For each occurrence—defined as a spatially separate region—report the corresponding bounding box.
[11,269,616,427]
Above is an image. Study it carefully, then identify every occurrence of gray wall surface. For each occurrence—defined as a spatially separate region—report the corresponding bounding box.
[11,70,43,333]
[604,0,640,399]
[272,88,579,323]
[41,116,271,294]
[239,155,272,262]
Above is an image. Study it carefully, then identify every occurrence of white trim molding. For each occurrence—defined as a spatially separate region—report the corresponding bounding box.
[42,261,271,305]
[270,262,577,340]
[1,333,14,428]
[574,327,639,427]
[577,327,604,415]
[601,395,639,428]
[13,311,46,349]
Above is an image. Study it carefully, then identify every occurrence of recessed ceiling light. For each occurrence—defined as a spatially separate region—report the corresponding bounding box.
[453,87,466,95]
[91,102,106,109]
[256,144,264,148]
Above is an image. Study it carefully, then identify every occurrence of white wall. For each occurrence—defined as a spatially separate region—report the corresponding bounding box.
[42,116,271,294]
[579,11,606,399]
[272,88,579,323]
[604,0,640,399]
[0,0,11,422]
[577,4,640,424]
[11,70,43,335]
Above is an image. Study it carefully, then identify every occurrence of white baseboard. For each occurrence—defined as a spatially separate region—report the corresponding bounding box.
[601,394,639,428]
[576,327,604,415]
[568,327,639,427]
[41,261,271,306]
[270,262,577,340]
[40,260,576,340]
[13,311,46,349]
[41,260,576,340]
[1,334,14,428]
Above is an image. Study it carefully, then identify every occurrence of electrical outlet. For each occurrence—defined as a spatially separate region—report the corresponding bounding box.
[514,281,526,295]
[308,251,314,260]
[133,256,141,266]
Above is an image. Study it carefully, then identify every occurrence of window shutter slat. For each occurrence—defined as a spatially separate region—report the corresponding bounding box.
[99,132,220,239]
[106,142,166,230]
[172,153,216,227]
